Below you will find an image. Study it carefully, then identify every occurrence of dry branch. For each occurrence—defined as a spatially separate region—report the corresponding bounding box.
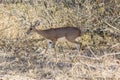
[104,21,120,33]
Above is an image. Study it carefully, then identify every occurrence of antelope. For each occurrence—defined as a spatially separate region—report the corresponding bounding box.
[27,20,82,52]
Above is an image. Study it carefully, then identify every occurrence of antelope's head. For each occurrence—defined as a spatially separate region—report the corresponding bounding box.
[27,20,40,34]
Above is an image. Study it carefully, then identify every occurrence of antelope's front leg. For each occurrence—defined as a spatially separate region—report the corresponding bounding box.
[44,40,52,53]
[47,40,53,48]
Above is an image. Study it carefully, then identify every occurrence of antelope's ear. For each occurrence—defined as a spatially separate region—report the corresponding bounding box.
[34,20,40,26]
[29,21,33,27]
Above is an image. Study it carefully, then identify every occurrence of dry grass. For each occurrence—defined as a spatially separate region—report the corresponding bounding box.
[0,0,120,80]
[0,50,120,80]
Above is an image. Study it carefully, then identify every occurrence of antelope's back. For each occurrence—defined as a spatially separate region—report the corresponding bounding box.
[65,27,81,36]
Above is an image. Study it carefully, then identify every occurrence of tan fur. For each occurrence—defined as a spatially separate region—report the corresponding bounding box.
[27,20,81,52]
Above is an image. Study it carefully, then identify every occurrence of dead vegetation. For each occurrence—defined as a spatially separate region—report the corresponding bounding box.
[0,0,120,80]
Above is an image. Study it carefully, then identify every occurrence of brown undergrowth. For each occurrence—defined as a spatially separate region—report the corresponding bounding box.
[0,0,120,80]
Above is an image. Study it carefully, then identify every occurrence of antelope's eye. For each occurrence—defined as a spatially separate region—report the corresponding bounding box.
[30,28,32,30]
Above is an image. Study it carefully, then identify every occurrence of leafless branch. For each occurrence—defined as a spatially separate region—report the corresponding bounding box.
[104,21,120,33]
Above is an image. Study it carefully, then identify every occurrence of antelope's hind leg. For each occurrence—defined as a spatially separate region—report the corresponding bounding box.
[66,36,81,51]
[74,42,81,51]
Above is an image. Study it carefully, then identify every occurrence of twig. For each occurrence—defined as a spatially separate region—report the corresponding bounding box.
[78,52,120,61]
[113,16,120,22]
[87,46,98,59]
[100,52,120,59]
[110,43,120,48]
[103,21,120,33]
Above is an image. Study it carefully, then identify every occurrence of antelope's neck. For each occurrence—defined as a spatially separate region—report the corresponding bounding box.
[34,28,46,36]
[34,28,40,33]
